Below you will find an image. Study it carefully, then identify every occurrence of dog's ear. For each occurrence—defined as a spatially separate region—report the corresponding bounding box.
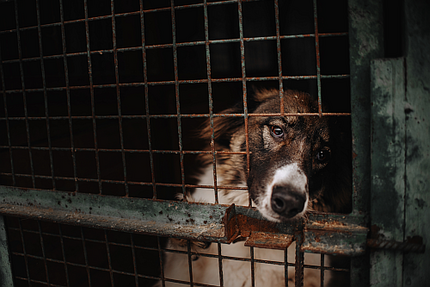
[253,88,279,103]
[198,103,244,149]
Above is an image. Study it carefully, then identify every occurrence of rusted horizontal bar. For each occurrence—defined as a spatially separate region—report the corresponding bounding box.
[0,146,250,155]
[0,186,238,243]
[0,0,251,37]
[0,186,368,255]
[0,173,248,190]
[367,238,425,253]
[0,75,350,97]
[1,32,347,64]
[0,112,351,122]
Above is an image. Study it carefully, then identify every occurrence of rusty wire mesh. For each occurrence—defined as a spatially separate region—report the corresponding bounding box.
[0,0,351,286]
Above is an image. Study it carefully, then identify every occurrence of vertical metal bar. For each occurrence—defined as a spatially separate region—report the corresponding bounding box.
[104,230,115,286]
[250,244,256,287]
[186,240,194,287]
[80,226,93,287]
[58,224,71,286]
[320,254,325,287]
[312,0,322,116]
[274,0,284,114]
[295,232,304,287]
[217,243,224,287]
[0,215,14,287]
[110,0,129,196]
[170,0,186,196]
[203,0,219,204]
[13,0,36,188]
[130,234,139,286]
[36,221,51,285]
[284,249,289,287]
[138,0,157,199]
[59,0,79,192]
[0,42,16,187]
[83,0,102,194]
[237,3,254,286]
[17,218,31,285]
[35,0,56,190]
[237,0,251,206]
[157,237,166,287]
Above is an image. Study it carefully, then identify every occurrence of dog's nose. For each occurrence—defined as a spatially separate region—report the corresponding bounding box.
[271,186,306,218]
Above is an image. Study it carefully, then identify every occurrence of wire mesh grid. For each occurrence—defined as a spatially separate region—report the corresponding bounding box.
[0,0,351,286]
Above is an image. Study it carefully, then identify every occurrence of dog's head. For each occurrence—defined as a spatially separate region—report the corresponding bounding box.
[245,89,334,222]
[201,89,350,222]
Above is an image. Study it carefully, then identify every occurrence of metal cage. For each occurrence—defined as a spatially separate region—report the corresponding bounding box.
[1,0,429,287]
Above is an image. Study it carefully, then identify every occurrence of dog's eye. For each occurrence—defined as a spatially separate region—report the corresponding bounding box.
[270,126,284,138]
[316,149,330,162]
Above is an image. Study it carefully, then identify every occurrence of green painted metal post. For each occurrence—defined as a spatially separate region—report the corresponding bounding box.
[403,0,430,285]
[370,57,406,286]
[348,0,384,285]
[0,215,14,287]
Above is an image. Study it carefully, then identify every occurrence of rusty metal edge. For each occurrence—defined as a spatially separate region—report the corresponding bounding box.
[0,186,235,243]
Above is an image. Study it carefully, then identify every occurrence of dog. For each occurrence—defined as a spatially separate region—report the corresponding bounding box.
[156,89,351,286]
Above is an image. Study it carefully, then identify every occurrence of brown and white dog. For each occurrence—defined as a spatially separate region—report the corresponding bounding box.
[157,89,351,287]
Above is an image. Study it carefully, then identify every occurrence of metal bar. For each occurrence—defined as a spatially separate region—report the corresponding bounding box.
[284,248,288,287]
[36,220,51,285]
[170,0,186,196]
[17,218,31,285]
[0,215,14,287]
[203,0,219,204]
[35,0,56,190]
[58,224,71,286]
[157,236,166,287]
[83,0,102,194]
[186,240,194,287]
[312,0,322,116]
[217,243,224,287]
[403,1,430,284]
[274,0,284,114]
[295,231,304,287]
[14,0,36,188]
[111,0,129,197]
[130,233,139,286]
[237,0,251,207]
[59,0,79,192]
[138,0,157,199]
[0,186,238,243]
[0,111,352,121]
[320,254,325,287]
[367,238,425,253]
[370,58,406,286]
[0,33,16,187]
[0,186,367,255]
[104,229,115,286]
[348,0,384,285]
[0,74,350,94]
[80,226,93,287]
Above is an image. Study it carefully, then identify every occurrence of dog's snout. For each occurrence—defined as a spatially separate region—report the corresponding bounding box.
[271,186,306,218]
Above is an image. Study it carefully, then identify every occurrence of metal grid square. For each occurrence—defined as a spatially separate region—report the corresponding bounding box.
[0,0,353,286]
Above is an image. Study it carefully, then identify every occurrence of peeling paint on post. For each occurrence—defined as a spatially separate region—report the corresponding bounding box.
[370,57,406,287]
[348,0,384,285]
[403,0,430,285]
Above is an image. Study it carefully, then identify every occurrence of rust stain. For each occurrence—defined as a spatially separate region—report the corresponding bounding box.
[236,214,279,234]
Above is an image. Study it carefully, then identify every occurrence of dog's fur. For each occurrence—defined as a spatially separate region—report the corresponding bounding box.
[157,89,351,287]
